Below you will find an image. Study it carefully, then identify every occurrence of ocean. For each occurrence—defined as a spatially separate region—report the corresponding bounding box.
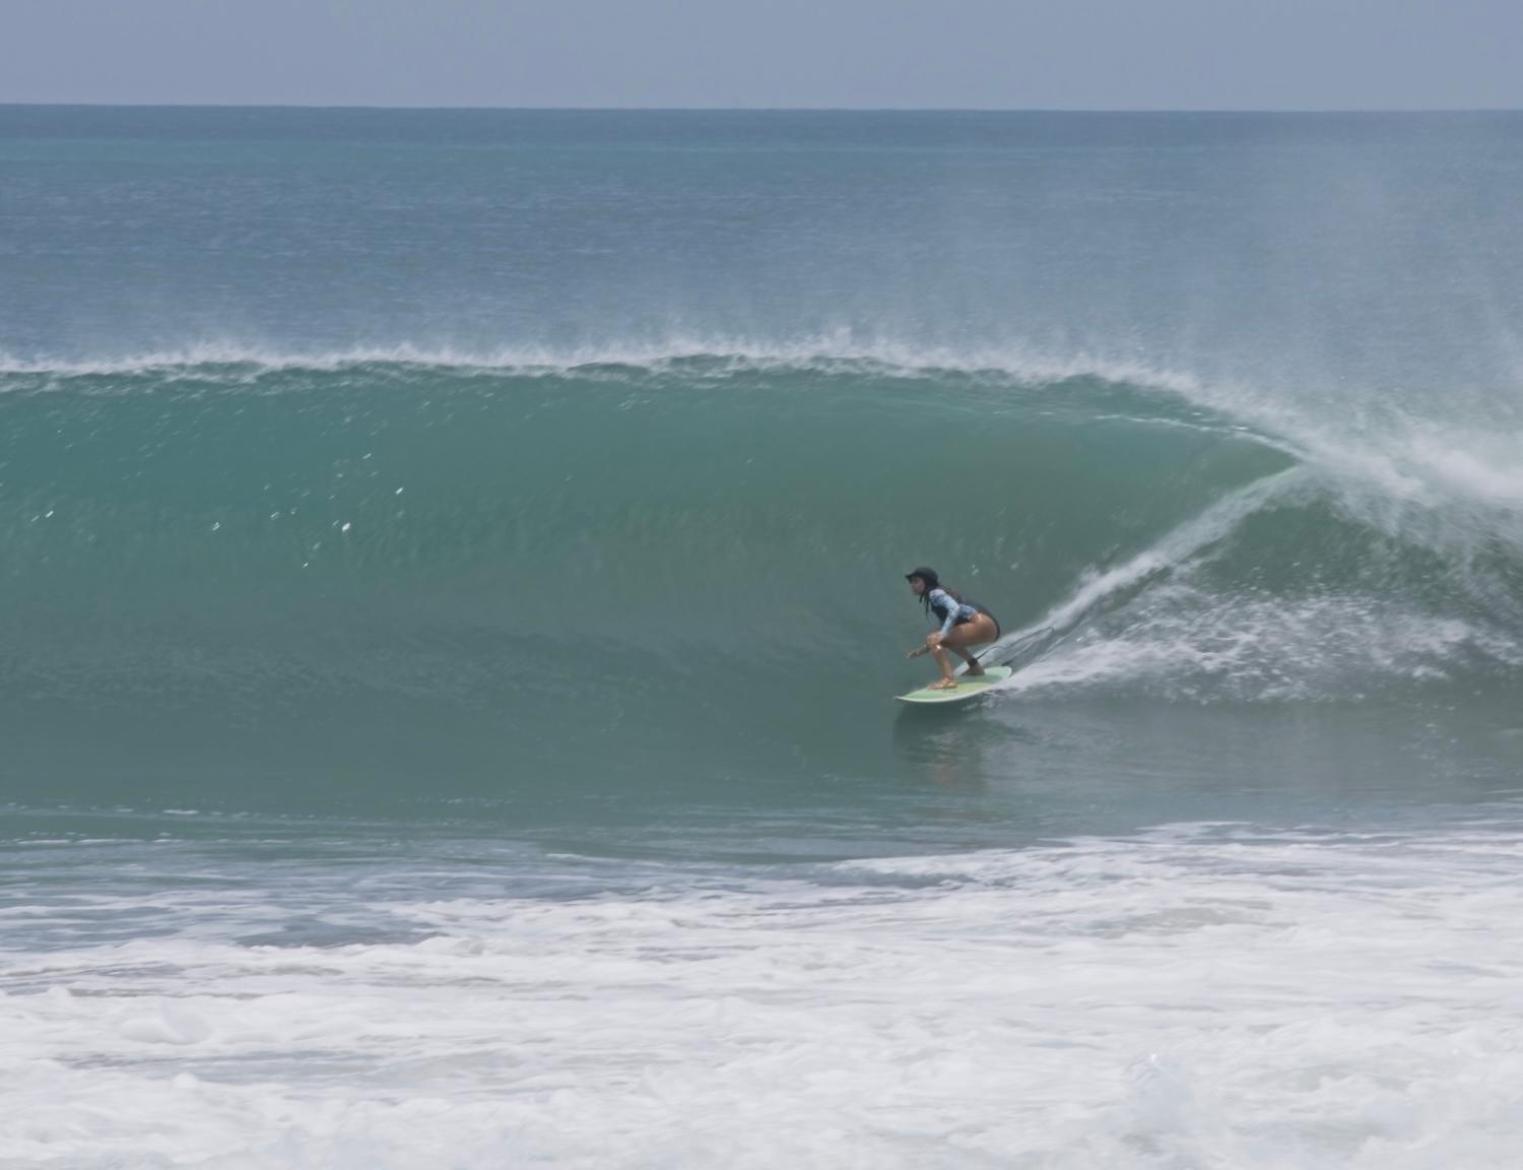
[3,106,1522,1167]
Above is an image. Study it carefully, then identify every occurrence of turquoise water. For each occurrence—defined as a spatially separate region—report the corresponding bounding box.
[3,108,1523,1167]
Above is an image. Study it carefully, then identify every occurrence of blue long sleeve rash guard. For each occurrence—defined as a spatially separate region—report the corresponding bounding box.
[927,587,978,637]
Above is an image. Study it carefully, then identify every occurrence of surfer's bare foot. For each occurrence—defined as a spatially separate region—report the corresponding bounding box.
[930,678,959,690]
[963,662,986,676]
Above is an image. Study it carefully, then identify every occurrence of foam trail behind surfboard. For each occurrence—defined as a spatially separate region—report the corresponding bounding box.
[981,469,1305,673]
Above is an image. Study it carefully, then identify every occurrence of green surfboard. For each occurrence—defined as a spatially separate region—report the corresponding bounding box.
[896,665,1013,704]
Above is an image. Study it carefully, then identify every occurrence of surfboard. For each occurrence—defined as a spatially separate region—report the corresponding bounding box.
[896,665,1013,704]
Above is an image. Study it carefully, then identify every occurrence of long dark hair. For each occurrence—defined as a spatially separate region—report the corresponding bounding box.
[923,584,965,617]
[909,568,961,617]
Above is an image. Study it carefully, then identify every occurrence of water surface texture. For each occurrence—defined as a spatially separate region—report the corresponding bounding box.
[3,108,1523,1168]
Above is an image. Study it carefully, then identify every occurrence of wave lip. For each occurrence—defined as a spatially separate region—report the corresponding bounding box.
[8,334,1518,521]
[0,335,1208,394]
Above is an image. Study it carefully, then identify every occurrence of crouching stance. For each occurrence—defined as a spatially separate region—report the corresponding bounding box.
[904,566,1001,690]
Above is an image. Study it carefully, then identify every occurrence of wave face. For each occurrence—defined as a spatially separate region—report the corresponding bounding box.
[0,349,1520,811]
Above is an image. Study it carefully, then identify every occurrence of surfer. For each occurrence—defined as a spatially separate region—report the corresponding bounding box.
[904,567,1001,690]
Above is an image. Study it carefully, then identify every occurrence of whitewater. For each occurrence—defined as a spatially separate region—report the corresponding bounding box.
[2,107,1522,1168]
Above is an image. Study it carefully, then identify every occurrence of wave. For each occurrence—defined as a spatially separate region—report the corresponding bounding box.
[0,348,1518,721]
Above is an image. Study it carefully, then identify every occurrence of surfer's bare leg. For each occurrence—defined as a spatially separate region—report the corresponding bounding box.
[940,614,998,678]
[928,643,959,688]
[952,646,985,676]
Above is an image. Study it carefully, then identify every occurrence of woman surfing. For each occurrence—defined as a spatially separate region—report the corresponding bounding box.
[904,566,1002,690]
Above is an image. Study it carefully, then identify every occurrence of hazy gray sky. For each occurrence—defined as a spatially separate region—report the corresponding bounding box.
[4,0,1520,110]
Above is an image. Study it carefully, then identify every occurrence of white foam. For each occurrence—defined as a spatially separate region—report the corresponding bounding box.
[1001,589,1519,701]
[1015,470,1305,642]
[4,824,1523,1167]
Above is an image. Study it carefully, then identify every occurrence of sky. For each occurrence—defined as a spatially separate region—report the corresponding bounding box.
[2,0,1520,110]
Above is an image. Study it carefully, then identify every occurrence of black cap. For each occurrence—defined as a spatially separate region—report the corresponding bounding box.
[904,566,939,588]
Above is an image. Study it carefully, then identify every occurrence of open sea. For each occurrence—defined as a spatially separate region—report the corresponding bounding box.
[3,106,1523,1168]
